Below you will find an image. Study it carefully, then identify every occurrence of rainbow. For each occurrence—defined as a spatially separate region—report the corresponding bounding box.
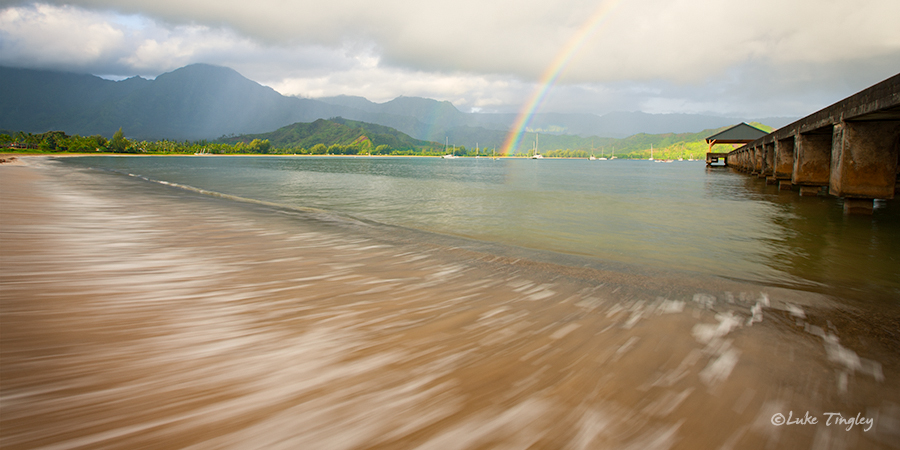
[500,0,622,156]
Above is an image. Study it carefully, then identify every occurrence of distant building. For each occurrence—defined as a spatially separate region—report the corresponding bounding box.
[705,123,768,152]
[704,123,769,165]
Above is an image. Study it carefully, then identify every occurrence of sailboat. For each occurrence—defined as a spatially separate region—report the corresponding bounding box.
[441,137,458,159]
[589,140,597,160]
[531,133,543,159]
[598,146,607,161]
[649,144,654,161]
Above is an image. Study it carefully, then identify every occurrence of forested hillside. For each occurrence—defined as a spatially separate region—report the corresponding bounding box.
[218,118,443,154]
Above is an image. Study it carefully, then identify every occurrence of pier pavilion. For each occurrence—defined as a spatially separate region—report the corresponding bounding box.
[704,123,769,166]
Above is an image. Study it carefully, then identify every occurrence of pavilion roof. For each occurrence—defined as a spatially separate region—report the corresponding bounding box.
[705,122,769,144]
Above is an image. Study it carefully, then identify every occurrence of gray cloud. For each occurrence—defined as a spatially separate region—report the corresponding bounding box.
[2,0,899,118]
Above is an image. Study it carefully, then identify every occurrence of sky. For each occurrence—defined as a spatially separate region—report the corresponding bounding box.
[2,0,899,118]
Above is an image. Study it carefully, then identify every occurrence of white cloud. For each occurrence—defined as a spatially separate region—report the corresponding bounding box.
[0,4,126,71]
[0,3,363,77]
[15,0,900,83]
[270,64,527,112]
[562,0,900,83]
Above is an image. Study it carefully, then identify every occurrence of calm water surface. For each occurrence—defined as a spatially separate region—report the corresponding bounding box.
[58,155,900,299]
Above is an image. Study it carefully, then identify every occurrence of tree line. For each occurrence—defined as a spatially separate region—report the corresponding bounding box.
[1,128,742,159]
[0,129,271,154]
[0,128,476,156]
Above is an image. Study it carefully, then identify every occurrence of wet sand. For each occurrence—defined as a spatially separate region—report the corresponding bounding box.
[2,159,898,449]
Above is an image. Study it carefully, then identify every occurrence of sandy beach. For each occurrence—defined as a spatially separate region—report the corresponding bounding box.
[2,158,898,449]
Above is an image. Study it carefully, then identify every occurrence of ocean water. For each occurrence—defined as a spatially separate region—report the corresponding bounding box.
[57,155,900,300]
[2,156,899,449]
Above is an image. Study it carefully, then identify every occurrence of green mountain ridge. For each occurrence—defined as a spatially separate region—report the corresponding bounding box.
[211,119,772,158]
[218,118,443,154]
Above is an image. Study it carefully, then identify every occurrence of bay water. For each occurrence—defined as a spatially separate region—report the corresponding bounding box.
[58,155,900,300]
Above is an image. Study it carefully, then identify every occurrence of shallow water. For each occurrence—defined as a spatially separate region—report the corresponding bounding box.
[56,156,900,300]
[1,158,898,449]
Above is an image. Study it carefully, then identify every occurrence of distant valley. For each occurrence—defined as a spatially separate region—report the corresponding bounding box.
[1,64,795,153]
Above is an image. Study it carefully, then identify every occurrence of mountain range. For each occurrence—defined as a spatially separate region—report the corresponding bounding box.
[1,64,795,150]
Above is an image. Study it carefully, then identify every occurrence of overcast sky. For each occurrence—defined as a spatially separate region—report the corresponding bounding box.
[2,0,899,118]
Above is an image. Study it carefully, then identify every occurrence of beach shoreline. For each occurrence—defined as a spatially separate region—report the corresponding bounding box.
[2,161,898,449]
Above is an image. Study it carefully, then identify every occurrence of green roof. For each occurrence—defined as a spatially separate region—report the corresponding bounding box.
[705,123,769,143]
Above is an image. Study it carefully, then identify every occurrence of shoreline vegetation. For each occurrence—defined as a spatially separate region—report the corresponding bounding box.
[1,119,770,160]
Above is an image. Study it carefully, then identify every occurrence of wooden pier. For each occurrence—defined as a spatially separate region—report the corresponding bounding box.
[723,73,900,214]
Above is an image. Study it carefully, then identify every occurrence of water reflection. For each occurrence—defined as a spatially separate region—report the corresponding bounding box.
[707,166,900,301]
